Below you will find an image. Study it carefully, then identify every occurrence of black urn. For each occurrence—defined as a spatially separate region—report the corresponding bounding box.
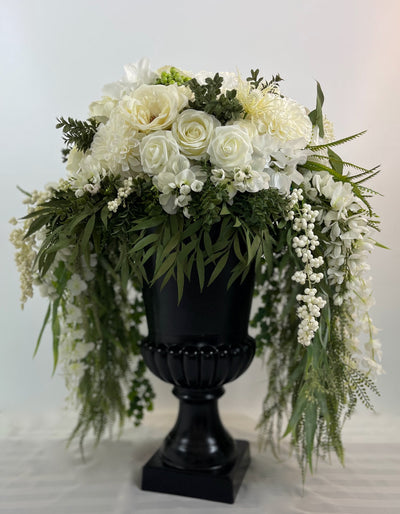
[140,249,256,503]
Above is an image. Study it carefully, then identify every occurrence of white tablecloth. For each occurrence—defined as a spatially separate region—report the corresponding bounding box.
[1,411,399,513]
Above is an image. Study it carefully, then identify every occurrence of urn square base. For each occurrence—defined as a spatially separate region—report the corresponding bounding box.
[141,439,250,504]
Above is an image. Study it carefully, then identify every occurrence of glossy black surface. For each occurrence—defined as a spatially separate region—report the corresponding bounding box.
[142,440,250,504]
[142,247,255,345]
[140,245,255,502]
[141,337,255,388]
[161,386,235,471]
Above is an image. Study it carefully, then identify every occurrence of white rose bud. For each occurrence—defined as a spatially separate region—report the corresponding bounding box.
[172,109,220,160]
[140,131,180,175]
[191,180,204,192]
[207,125,253,171]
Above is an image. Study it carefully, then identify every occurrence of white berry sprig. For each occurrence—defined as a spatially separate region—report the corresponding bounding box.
[286,189,326,346]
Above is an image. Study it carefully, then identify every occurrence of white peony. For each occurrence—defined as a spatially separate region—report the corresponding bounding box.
[207,125,253,171]
[172,109,220,160]
[119,84,188,133]
[140,130,180,176]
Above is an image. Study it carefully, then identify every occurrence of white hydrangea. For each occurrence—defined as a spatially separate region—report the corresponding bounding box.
[102,57,157,100]
[66,274,88,297]
[155,162,207,216]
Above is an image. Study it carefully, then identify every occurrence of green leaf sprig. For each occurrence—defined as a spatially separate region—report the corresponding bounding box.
[188,74,243,124]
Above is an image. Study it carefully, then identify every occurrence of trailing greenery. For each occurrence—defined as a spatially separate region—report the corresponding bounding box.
[252,263,380,480]
[23,177,291,446]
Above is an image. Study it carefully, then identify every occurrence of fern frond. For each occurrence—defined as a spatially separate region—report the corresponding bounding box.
[308,131,367,151]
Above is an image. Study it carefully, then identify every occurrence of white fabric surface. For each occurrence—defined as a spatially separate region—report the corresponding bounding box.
[1,410,399,513]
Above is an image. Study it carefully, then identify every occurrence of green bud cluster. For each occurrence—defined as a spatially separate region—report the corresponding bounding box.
[156,67,191,86]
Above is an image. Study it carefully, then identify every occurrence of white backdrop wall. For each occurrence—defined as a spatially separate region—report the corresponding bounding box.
[1,0,399,427]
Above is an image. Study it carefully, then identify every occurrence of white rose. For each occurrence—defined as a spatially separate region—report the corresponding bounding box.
[172,109,220,160]
[207,125,253,171]
[119,84,188,133]
[140,131,180,175]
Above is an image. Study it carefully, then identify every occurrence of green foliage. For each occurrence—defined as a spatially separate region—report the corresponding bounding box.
[188,74,243,124]
[301,146,382,218]
[56,116,99,153]
[308,81,325,138]
[246,69,283,90]
[127,359,156,425]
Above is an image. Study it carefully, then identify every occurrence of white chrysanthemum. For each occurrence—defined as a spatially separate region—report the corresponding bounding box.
[236,80,279,119]
[90,110,143,177]
[256,94,313,148]
[69,154,103,197]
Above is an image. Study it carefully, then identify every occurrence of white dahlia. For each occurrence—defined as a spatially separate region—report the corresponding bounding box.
[90,110,143,177]
[256,95,313,148]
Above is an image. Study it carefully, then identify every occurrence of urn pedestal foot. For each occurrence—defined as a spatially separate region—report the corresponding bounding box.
[141,439,250,504]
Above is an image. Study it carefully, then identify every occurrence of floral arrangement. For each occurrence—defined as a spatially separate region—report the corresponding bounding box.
[10,59,383,478]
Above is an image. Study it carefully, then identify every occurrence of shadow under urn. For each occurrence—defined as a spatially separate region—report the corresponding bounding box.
[140,253,256,504]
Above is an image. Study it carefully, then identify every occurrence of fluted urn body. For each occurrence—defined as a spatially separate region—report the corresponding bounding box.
[140,248,255,503]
